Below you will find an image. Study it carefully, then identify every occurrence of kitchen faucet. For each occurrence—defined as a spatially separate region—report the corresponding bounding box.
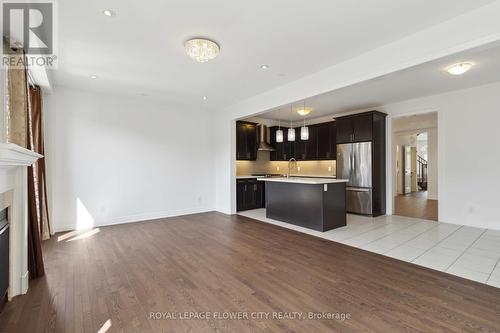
[287,158,297,178]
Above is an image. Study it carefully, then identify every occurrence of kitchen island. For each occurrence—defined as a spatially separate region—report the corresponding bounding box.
[257,177,348,232]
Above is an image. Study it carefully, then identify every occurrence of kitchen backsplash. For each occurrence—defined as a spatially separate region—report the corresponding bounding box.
[237,151,336,176]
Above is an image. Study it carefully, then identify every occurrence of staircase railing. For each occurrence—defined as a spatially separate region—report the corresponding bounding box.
[417,155,428,190]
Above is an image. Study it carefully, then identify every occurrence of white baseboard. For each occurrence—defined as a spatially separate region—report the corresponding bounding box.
[428,194,438,200]
[53,206,214,233]
[21,270,29,294]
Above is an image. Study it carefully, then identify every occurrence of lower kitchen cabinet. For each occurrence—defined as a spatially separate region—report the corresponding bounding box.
[237,179,265,211]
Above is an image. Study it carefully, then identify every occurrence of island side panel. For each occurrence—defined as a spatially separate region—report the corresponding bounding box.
[323,182,347,231]
[265,182,324,231]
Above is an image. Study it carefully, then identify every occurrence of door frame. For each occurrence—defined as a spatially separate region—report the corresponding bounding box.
[386,108,442,221]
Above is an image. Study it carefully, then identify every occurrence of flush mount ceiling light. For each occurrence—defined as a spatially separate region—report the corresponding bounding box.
[260,64,269,70]
[296,107,312,116]
[202,96,208,101]
[102,9,115,17]
[90,75,98,79]
[185,38,220,63]
[447,62,473,75]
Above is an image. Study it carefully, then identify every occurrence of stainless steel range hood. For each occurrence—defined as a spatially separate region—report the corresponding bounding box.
[257,124,276,151]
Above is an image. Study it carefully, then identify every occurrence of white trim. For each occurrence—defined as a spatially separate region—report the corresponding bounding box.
[0,143,42,167]
[20,270,29,296]
[52,207,215,233]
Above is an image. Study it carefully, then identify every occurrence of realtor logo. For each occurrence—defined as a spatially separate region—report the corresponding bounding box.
[1,1,57,68]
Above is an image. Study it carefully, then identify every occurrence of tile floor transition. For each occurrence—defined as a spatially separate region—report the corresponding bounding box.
[238,209,500,288]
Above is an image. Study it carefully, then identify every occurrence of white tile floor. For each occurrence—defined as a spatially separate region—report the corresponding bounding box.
[238,209,500,289]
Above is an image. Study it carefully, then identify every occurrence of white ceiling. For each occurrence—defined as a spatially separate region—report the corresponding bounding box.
[53,0,495,109]
[256,41,500,122]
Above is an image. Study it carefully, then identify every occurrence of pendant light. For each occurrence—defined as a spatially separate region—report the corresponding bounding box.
[287,104,295,141]
[276,112,283,143]
[300,101,309,140]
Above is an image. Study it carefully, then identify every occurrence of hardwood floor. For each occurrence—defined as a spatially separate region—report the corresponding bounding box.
[1,212,499,332]
[394,191,438,221]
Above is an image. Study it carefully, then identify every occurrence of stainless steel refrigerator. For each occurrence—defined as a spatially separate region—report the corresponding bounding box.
[337,142,373,215]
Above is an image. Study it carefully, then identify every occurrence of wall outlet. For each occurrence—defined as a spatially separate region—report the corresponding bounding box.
[276,166,280,171]
[328,166,332,172]
[297,166,301,172]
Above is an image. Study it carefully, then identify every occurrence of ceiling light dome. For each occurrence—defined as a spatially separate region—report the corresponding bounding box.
[296,107,312,116]
[185,38,220,63]
[447,62,473,75]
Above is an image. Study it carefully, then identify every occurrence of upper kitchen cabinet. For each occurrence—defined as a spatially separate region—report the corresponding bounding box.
[304,125,318,160]
[335,112,382,143]
[270,122,336,161]
[269,126,293,161]
[236,121,258,160]
[316,122,336,160]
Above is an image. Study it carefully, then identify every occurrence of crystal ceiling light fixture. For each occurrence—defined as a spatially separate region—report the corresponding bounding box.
[288,105,295,142]
[185,38,220,63]
[300,102,309,140]
[447,62,473,75]
[276,110,283,143]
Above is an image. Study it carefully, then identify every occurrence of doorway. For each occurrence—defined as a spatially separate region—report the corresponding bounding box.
[393,113,438,221]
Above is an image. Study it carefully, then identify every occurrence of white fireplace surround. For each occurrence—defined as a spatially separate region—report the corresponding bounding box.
[0,142,42,299]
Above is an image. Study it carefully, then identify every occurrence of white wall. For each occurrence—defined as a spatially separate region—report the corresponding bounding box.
[44,87,215,232]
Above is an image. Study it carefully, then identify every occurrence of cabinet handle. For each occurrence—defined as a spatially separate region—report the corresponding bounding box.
[244,185,247,191]
[254,184,257,191]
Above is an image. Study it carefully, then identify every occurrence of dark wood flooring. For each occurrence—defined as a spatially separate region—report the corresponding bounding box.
[0,212,499,333]
[395,191,439,221]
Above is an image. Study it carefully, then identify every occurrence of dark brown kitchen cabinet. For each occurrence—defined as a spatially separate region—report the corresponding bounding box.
[316,122,336,160]
[335,118,353,144]
[269,127,294,161]
[270,122,336,161]
[294,138,306,160]
[236,179,265,211]
[236,121,257,160]
[304,125,318,160]
[353,114,372,142]
[335,113,373,143]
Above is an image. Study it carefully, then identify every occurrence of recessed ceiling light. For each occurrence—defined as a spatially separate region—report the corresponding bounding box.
[90,75,98,79]
[447,62,473,75]
[261,65,269,70]
[185,38,220,63]
[202,96,208,101]
[102,9,115,17]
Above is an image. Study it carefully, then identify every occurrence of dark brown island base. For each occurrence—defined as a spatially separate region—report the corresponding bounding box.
[258,177,349,232]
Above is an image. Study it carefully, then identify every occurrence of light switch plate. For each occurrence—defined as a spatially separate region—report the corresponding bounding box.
[324,184,328,191]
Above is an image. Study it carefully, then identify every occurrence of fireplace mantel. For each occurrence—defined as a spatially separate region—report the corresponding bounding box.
[0,142,42,300]
[0,143,42,167]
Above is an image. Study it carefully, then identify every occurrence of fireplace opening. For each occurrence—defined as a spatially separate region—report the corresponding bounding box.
[0,207,9,310]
